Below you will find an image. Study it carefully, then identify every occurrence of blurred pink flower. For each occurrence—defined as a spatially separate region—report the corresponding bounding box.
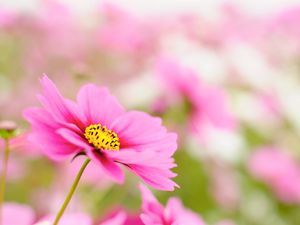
[156,58,235,137]
[2,202,35,225]
[140,184,206,225]
[254,6,300,65]
[97,3,159,57]
[99,211,127,225]
[249,147,300,203]
[0,135,34,181]
[37,213,92,225]
[99,210,143,225]
[0,8,17,29]
[0,155,24,182]
[23,0,87,75]
[24,75,178,191]
[210,162,240,210]
[259,92,281,117]
[8,133,43,157]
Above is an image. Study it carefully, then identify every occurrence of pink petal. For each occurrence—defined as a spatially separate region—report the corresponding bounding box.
[100,211,127,225]
[77,84,125,127]
[41,213,92,225]
[39,75,85,129]
[24,108,80,160]
[3,202,35,225]
[107,150,177,170]
[107,149,178,190]
[139,183,159,204]
[57,128,93,151]
[27,133,79,160]
[111,111,177,155]
[87,151,124,183]
[132,165,179,191]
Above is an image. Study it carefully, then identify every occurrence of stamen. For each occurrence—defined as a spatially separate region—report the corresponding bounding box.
[84,124,120,151]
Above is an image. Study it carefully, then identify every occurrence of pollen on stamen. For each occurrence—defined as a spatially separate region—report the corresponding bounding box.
[84,124,120,151]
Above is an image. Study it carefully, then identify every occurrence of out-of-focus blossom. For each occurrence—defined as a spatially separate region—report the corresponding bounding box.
[8,133,43,157]
[262,5,300,64]
[99,210,143,225]
[23,0,87,76]
[2,202,35,225]
[0,155,24,181]
[210,161,240,210]
[100,211,127,225]
[0,8,17,29]
[24,75,178,191]
[258,91,282,119]
[37,213,92,225]
[249,147,300,203]
[0,133,37,181]
[155,57,235,138]
[97,3,159,57]
[140,184,206,225]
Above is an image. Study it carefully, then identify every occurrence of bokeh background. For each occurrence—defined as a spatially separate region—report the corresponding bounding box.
[1,0,300,224]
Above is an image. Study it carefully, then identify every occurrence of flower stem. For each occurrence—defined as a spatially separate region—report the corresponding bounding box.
[53,158,90,225]
[0,138,10,225]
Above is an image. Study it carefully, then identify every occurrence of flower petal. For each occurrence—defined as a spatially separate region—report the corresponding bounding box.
[107,149,178,191]
[24,108,80,160]
[3,202,35,225]
[39,75,85,130]
[100,211,127,225]
[77,84,125,127]
[87,151,124,183]
[111,111,177,156]
[57,128,93,151]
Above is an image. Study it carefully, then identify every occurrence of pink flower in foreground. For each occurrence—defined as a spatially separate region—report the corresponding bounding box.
[156,58,235,137]
[140,184,206,225]
[36,213,92,225]
[24,75,177,191]
[2,202,35,225]
[249,147,300,203]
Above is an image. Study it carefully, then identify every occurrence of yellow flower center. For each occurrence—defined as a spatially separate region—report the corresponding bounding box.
[84,124,120,151]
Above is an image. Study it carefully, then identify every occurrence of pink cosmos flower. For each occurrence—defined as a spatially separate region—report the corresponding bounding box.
[155,58,235,137]
[139,184,206,225]
[249,147,300,203]
[2,202,35,225]
[24,75,177,191]
[36,213,92,225]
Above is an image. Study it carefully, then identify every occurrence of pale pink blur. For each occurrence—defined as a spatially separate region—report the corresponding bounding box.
[249,147,300,203]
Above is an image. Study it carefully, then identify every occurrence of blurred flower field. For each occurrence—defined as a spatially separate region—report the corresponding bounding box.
[1,0,300,225]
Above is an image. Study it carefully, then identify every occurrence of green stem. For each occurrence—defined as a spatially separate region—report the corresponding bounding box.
[53,158,90,225]
[0,138,10,225]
